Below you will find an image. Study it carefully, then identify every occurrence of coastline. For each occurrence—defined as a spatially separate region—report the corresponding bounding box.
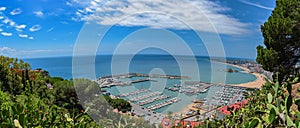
[227,63,265,89]
[176,103,195,115]
[176,103,206,117]
[211,60,266,89]
[100,59,266,118]
[175,61,266,116]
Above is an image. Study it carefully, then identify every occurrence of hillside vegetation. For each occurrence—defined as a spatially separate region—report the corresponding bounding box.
[200,78,300,127]
[0,56,154,127]
[199,0,300,127]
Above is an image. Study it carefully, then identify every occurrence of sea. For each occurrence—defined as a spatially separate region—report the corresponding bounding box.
[24,54,256,114]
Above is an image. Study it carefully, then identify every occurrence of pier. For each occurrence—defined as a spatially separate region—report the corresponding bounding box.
[137,95,169,106]
[211,86,248,106]
[98,73,196,89]
[98,78,156,88]
[147,97,181,110]
[99,73,190,79]
[98,73,252,119]
[129,91,162,102]
[98,73,190,88]
[165,87,180,91]
[165,82,212,95]
[118,89,151,97]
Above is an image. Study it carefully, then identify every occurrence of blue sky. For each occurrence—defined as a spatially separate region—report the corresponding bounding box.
[0,0,275,59]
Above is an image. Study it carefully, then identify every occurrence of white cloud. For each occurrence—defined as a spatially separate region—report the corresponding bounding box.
[70,0,90,6]
[0,16,4,19]
[9,21,15,26]
[28,36,34,40]
[29,25,41,32]
[23,49,53,53]
[73,0,250,35]
[16,25,26,29]
[1,32,12,36]
[33,11,44,17]
[15,24,26,31]
[18,34,28,38]
[0,7,6,11]
[0,47,15,52]
[66,0,92,8]
[2,18,10,24]
[0,47,16,55]
[60,21,69,24]
[0,28,2,31]
[47,27,54,32]
[239,0,274,11]
[66,1,72,6]
[2,18,16,27]
[0,46,56,57]
[10,8,22,15]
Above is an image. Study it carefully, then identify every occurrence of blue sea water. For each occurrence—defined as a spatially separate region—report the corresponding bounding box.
[25,55,257,114]
[25,55,256,84]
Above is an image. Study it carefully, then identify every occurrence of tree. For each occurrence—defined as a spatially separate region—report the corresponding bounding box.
[227,68,234,73]
[0,56,153,127]
[256,0,300,82]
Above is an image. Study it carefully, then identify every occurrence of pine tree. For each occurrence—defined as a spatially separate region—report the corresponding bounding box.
[256,0,300,82]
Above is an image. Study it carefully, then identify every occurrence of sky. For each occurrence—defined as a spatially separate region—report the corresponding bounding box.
[0,0,276,59]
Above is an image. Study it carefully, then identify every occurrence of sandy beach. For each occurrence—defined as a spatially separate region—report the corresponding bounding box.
[175,62,266,115]
[227,63,266,89]
[176,103,195,115]
[211,60,266,89]
[176,103,206,116]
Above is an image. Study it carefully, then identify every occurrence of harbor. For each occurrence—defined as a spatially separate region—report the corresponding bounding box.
[97,73,191,88]
[99,73,190,80]
[129,91,162,102]
[210,85,248,106]
[165,81,212,95]
[117,89,151,97]
[147,97,181,110]
[138,95,170,106]
[98,78,156,88]
[98,73,254,124]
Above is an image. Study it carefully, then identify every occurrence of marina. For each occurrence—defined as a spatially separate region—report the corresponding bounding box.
[99,73,190,80]
[211,86,248,106]
[25,54,264,126]
[99,73,251,107]
[165,82,212,95]
[97,73,191,88]
[129,91,162,102]
[98,78,156,88]
[147,97,181,110]
[137,95,170,106]
[118,89,151,97]
[98,72,254,123]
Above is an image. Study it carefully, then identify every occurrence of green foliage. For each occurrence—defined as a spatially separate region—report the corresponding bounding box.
[201,78,300,127]
[104,96,132,113]
[0,56,153,127]
[256,0,300,82]
[48,76,64,84]
[206,1,300,126]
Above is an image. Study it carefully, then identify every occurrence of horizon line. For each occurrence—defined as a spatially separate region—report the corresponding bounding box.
[21,53,256,61]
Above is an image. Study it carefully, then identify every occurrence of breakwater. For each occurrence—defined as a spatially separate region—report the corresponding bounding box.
[98,73,190,88]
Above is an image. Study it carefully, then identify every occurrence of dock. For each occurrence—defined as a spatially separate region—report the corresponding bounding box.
[98,78,156,88]
[137,95,169,106]
[165,82,212,95]
[99,73,190,79]
[118,89,151,97]
[147,97,181,110]
[129,91,162,102]
[165,87,180,91]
